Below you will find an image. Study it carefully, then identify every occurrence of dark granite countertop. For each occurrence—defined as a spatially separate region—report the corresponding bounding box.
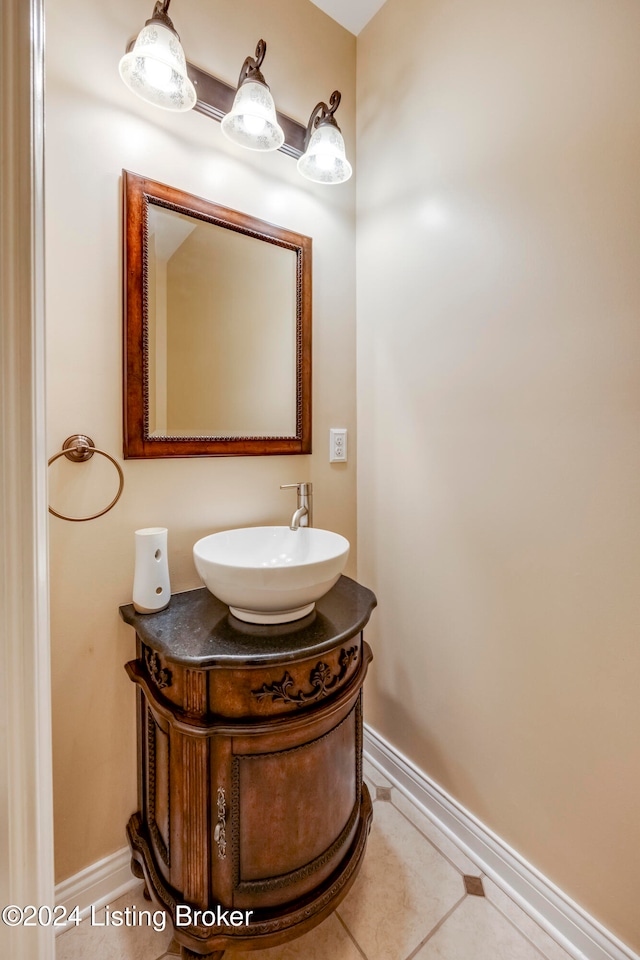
[119,575,377,667]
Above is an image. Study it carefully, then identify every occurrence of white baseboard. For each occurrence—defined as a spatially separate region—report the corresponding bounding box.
[54,847,138,935]
[363,723,638,960]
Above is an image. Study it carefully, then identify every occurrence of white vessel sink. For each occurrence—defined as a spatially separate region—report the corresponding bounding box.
[193,526,350,624]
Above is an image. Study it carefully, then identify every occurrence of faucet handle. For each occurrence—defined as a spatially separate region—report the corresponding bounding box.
[280,482,312,495]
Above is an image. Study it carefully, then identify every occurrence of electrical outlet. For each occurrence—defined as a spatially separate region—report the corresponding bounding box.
[330,428,347,463]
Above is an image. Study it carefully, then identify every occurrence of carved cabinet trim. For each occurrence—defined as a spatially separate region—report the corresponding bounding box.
[145,707,171,868]
[251,645,359,705]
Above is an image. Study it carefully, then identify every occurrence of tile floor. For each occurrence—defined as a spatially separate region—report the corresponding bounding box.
[56,759,574,960]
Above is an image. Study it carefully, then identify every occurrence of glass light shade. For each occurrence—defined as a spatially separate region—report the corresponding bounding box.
[220,80,285,152]
[297,123,352,185]
[119,22,196,112]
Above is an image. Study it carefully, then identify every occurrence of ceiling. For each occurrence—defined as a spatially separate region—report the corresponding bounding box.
[309,0,387,35]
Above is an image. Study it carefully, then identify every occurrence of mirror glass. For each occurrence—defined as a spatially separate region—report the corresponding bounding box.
[147,204,297,438]
[123,172,312,458]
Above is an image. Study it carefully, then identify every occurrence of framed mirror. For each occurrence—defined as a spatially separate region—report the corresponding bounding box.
[122,171,312,458]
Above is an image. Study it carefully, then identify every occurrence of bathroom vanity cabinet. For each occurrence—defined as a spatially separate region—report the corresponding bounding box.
[120,576,376,959]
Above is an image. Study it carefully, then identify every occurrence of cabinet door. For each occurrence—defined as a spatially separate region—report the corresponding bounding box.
[231,697,362,909]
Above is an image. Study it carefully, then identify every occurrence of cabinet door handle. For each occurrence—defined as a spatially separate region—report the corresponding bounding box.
[215,787,227,859]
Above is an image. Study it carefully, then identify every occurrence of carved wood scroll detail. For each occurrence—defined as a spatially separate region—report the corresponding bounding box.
[251,646,358,706]
[144,647,172,689]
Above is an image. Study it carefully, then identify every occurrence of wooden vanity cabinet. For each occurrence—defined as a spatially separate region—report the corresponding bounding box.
[120,576,376,958]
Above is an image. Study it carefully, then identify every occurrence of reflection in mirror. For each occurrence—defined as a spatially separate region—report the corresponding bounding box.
[147,205,297,438]
[123,171,312,458]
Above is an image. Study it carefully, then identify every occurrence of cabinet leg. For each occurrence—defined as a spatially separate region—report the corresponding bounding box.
[180,949,224,959]
[130,857,151,899]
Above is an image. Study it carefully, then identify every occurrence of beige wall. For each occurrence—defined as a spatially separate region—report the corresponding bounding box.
[357,0,640,951]
[46,0,356,882]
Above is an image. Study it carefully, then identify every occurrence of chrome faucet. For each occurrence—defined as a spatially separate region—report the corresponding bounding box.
[280,482,313,530]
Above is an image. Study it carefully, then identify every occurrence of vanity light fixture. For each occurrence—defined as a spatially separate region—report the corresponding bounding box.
[220,40,285,152]
[297,91,352,185]
[119,9,352,181]
[118,0,196,112]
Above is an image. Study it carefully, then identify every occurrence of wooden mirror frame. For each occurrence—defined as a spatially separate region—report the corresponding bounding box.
[122,171,312,458]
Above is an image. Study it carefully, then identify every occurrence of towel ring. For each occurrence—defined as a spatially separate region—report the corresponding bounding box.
[48,434,125,522]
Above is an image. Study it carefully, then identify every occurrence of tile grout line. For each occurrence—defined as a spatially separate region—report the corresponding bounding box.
[403,893,468,960]
[387,787,473,880]
[374,776,571,960]
[336,908,370,960]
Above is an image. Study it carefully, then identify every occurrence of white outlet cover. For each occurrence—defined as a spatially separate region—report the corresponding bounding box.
[330,428,348,462]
